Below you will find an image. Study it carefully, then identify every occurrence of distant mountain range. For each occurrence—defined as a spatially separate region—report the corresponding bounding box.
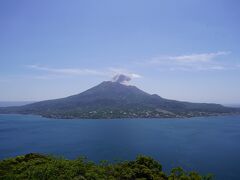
[224,104,240,108]
[0,81,239,119]
[0,101,35,107]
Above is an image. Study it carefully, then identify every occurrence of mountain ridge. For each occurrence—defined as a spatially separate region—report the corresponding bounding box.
[0,81,239,119]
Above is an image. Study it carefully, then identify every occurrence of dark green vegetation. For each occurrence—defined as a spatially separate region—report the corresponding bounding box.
[0,153,213,180]
[0,81,239,119]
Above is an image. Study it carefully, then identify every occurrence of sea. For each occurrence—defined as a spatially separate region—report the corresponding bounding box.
[0,114,240,179]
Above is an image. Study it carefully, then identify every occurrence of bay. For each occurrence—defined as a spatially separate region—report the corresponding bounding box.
[0,114,240,179]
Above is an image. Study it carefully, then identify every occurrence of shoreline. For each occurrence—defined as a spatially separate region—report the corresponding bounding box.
[0,112,239,121]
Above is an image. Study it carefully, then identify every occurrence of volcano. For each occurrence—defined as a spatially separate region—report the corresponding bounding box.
[0,81,239,119]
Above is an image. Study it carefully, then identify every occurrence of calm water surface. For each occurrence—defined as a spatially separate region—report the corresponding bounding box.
[0,114,240,179]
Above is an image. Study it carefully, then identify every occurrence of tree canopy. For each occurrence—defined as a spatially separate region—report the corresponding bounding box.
[0,153,213,180]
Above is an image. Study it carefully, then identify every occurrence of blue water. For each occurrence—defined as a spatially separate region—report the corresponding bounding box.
[0,114,240,179]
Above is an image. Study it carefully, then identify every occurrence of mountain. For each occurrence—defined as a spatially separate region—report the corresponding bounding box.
[0,81,239,119]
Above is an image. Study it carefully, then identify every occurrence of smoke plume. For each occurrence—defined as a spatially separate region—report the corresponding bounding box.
[112,74,131,84]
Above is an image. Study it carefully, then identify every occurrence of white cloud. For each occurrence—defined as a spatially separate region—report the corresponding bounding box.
[27,65,142,80]
[148,51,233,71]
[27,65,106,76]
[108,67,142,79]
[167,51,229,63]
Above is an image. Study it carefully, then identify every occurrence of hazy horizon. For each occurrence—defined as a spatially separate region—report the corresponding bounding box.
[1,0,240,104]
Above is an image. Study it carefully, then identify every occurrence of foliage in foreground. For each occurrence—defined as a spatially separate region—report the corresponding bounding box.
[0,153,213,180]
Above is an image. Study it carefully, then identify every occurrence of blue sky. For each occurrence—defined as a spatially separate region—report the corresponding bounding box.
[0,0,240,104]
